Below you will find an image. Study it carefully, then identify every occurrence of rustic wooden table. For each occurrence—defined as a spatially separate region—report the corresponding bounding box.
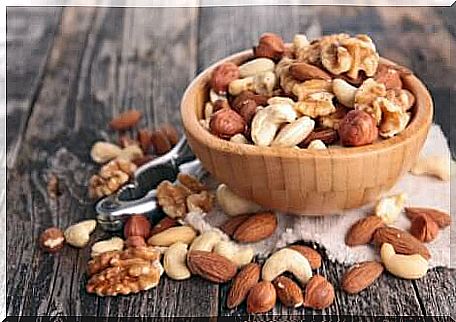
[6,5,456,320]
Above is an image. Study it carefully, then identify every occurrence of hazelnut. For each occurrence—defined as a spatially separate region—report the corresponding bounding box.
[210,62,240,94]
[40,227,65,253]
[303,275,335,310]
[253,33,285,61]
[410,215,439,243]
[124,214,151,239]
[247,281,277,313]
[209,107,246,140]
[125,235,147,248]
[338,110,378,146]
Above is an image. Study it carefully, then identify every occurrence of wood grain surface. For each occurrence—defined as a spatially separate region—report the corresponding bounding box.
[6,5,456,319]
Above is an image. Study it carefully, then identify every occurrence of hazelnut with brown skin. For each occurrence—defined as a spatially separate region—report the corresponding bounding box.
[209,107,246,139]
[338,110,378,147]
[210,62,240,94]
[254,33,285,61]
[303,275,335,310]
[40,227,65,253]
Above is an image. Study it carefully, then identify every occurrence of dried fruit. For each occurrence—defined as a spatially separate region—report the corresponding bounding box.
[288,245,322,270]
[273,276,304,308]
[246,281,277,313]
[409,215,439,243]
[405,207,451,228]
[303,275,334,309]
[40,227,65,253]
[290,62,331,81]
[233,212,277,243]
[220,214,250,236]
[380,243,428,279]
[209,107,246,140]
[227,263,260,309]
[338,110,378,147]
[253,33,285,61]
[150,217,179,236]
[210,62,240,94]
[150,129,172,155]
[341,261,384,294]
[373,227,430,260]
[91,237,124,258]
[109,109,142,130]
[345,215,385,246]
[124,215,151,239]
[64,220,97,248]
[187,250,237,283]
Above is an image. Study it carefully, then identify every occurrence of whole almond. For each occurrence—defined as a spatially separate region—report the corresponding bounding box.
[109,109,142,130]
[273,276,304,308]
[150,129,172,155]
[220,214,250,237]
[246,281,277,313]
[233,212,277,243]
[160,124,180,146]
[299,128,338,148]
[341,261,384,294]
[290,62,331,81]
[150,217,179,236]
[345,216,385,246]
[373,227,430,260]
[288,245,322,270]
[409,215,439,243]
[303,275,334,310]
[227,263,260,309]
[137,128,152,152]
[405,207,451,228]
[187,250,237,283]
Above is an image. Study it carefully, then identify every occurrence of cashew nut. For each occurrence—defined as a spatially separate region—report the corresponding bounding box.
[230,133,249,144]
[209,89,227,104]
[262,248,312,285]
[228,77,254,96]
[410,155,451,181]
[116,144,143,162]
[64,220,97,248]
[163,242,191,280]
[90,142,122,164]
[381,243,428,279]
[147,226,197,247]
[271,116,315,147]
[307,139,327,150]
[332,78,357,108]
[239,58,275,78]
[375,193,406,224]
[91,237,124,258]
[189,231,223,252]
[213,240,254,267]
[216,184,262,217]
[253,71,277,96]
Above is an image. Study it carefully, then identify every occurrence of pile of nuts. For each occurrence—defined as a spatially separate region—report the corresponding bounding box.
[202,32,415,148]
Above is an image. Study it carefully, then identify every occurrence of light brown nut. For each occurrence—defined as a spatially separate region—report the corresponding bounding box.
[289,62,331,81]
[253,33,285,61]
[292,79,333,101]
[273,276,304,308]
[405,207,451,228]
[177,173,207,193]
[307,139,327,150]
[332,78,357,108]
[91,142,122,164]
[303,275,335,310]
[294,92,336,118]
[150,217,179,236]
[109,109,142,130]
[156,180,190,218]
[373,227,430,260]
[150,129,172,155]
[213,241,254,267]
[216,184,262,217]
[125,236,147,248]
[380,243,428,279]
[318,104,350,130]
[410,155,451,181]
[164,242,191,280]
[340,35,379,79]
[409,215,439,243]
[91,237,124,258]
[189,231,223,252]
[64,220,97,248]
[385,88,415,112]
[233,212,277,243]
[253,71,277,96]
[40,227,65,253]
[231,91,269,111]
[341,261,384,294]
[375,193,406,224]
[209,107,246,140]
[338,110,378,147]
[321,42,353,75]
[375,97,411,138]
[262,248,312,285]
[116,145,144,162]
[124,215,151,239]
[345,215,385,246]
[187,250,237,283]
[147,226,197,247]
[210,62,240,94]
[374,63,403,90]
[230,133,249,144]
[246,281,277,313]
[288,245,322,270]
[227,263,260,309]
[354,78,386,124]
[220,214,250,237]
[187,191,215,213]
[271,116,315,148]
[299,128,338,148]
[228,77,255,96]
[239,58,275,78]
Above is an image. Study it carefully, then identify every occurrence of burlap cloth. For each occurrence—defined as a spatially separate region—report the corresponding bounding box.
[184,125,454,268]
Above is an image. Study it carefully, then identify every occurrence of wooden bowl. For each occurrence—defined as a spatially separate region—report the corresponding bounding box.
[181,49,433,214]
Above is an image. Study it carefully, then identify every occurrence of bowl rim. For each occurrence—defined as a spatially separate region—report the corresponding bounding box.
[181,49,433,159]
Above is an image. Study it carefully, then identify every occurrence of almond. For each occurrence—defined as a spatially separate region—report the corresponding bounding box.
[159,124,179,146]
[137,128,152,152]
[299,128,338,148]
[227,263,260,309]
[233,212,277,243]
[187,250,237,283]
[109,109,142,130]
[288,245,322,269]
[341,261,384,294]
[405,207,451,228]
[303,275,334,310]
[409,215,439,243]
[220,214,250,237]
[150,217,179,236]
[290,62,331,81]
[150,129,172,155]
[373,227,430,260]
[273,276,303,308]
[246,281,277,313]
[345,215,385,246]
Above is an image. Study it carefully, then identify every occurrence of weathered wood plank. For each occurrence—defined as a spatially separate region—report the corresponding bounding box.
[6,7,62,167]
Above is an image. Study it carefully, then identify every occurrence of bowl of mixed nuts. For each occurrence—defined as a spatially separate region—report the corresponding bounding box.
[181,33,433,214]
